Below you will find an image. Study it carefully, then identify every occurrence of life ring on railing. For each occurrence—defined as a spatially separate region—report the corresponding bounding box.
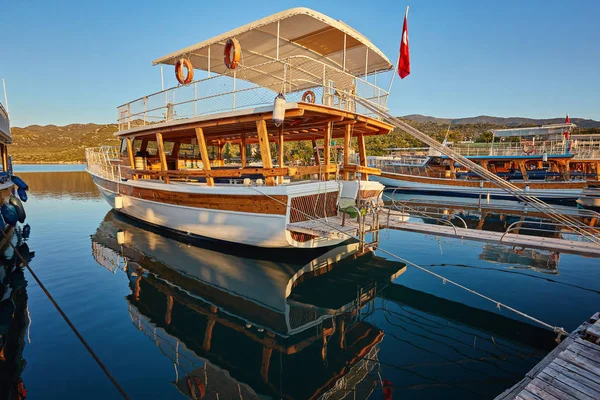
[224,38,241,70]
[302,90,316,103]
[522,143,535,155]
[175,59,194,85]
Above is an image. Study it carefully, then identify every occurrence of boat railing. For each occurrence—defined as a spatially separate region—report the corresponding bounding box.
[85,146,122,181]
[452,140,600,159]
[117,55,389,131]
[501,220,599,242]
[0,103,9,138]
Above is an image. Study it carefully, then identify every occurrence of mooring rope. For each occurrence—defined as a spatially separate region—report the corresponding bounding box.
[1,229,130,399]
[249,187,569,339]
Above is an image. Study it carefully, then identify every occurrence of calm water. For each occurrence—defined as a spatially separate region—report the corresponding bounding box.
[4,165,600,399]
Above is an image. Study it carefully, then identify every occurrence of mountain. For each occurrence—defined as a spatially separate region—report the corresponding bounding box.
[10,123,119,163]
[402,114,600,129]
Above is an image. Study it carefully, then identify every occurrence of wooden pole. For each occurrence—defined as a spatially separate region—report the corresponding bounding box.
[312,139,320,166]
[240,132,247,167]
[195,127,214,186]
[155,132,169,184]
[357,133,368,180]
[217,141,224,167]
[256,120,275,186]
[343,124,351,180]
[126,138,135,169]
[278,125,285,184]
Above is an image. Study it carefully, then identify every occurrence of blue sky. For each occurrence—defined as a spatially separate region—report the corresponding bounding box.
[1,0,598,127]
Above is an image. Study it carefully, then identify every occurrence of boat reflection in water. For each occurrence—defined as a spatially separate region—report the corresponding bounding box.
[91,211,406,399]
[479,243,559,274]
[0,227,32,400]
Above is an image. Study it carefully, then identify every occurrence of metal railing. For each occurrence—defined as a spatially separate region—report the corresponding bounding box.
[85,146,122,181]
[500,220,599,242]
[451,140,600,159]
[117,56,390,130]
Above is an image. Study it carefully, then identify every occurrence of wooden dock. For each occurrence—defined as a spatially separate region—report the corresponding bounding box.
[286,209,600,257]
[496,312,600,400]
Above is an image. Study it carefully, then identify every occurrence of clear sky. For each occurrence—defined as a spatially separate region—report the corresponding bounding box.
[1,0,598,127]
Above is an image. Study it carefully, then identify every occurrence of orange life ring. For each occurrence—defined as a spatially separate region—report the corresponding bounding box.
[186,376,205,399]
[224,38,241,70]
[302,90,316,103]
[175,59,194,85]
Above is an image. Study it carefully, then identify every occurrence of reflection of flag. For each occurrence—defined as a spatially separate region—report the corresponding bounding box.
[398,13,410,79]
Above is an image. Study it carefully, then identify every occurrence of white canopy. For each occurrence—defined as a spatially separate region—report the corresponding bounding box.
[490,123,576,138]
[153,7,393,78]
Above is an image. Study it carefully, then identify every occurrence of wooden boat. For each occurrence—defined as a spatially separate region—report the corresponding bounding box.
[369,122,600,203]
[90,211,404,398]
[85,8,394,248]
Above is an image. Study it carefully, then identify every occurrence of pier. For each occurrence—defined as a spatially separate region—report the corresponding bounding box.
[496,312,600,400]
[287,208,600,257]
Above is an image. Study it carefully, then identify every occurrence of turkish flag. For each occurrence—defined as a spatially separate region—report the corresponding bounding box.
[398,15,410,79]
[564,114,570,140]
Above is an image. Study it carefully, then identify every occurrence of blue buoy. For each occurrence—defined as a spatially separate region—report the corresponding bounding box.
[11,175,29,191]
[0,214,6,232]
[17,188,27,202]
[9,196,25,223]
[1,204,18,226]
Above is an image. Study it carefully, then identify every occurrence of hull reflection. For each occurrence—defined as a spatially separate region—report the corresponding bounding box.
[91,211,406,399]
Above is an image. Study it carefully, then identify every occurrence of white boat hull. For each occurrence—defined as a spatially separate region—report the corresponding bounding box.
[91,172,384,248]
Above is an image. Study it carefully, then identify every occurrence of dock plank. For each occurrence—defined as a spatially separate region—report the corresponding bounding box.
[496,312,600,400]
[536,370,597,400]
[528,378,579,400]
[558,351,600,377]
[546,362,600,394]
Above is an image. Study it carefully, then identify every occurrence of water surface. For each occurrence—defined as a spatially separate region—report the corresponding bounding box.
[7,166,600,399]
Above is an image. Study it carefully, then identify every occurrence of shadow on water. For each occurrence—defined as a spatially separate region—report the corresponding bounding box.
[0,228,33,400]
[83,211,558,399]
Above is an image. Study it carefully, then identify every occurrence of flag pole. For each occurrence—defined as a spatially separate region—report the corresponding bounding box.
[387,5,409,95]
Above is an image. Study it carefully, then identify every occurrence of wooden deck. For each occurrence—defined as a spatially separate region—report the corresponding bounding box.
[496,312,600,400]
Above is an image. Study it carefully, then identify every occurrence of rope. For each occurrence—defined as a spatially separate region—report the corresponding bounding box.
[249,187,569,339]
[353,98,600,246]
[1,228,130,399]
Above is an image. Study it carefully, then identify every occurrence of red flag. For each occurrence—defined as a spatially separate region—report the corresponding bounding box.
[564,114,570,140]
[398,13,410,79]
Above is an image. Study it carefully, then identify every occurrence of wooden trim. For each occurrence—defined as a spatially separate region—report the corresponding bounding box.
[91,175,288,215]
[123,164,339,179]
[0,144,7,172]
[256,120,275,186]
[155,132,169,184]
[357,133,368,180]
[343,124,351,180]
[379,171,588,189]
[341,165,381,176]
[195,127,214,186]
[278,125,284,184]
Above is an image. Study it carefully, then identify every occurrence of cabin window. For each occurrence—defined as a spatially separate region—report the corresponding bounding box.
[163,142,175,156]
[119,139,127,157]
[178,143,197,158]
[145,141,158,156]
[132,139,144,156]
